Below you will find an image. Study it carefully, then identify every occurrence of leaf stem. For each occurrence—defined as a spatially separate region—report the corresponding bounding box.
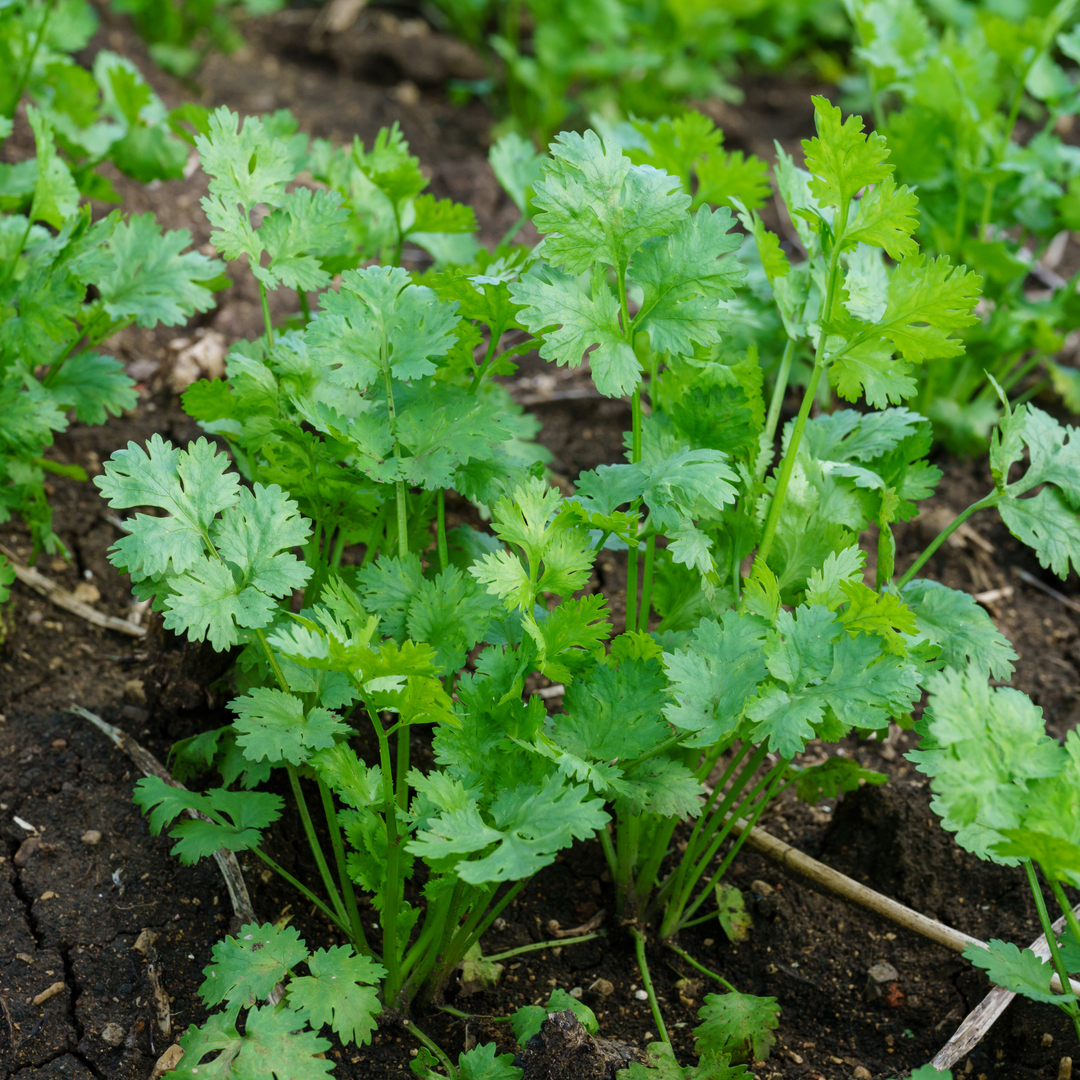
[259,281,274,348]
[8,0,56,118]
[895,492,999,588]
[286,763,350,929]
[1049,879,1080,969]
[249,846,351,937]
[1025,860,1076,1017]
[436,489,449,572]
[469,326,502,393]
[318,778,368,953]
[401,1019,458,1080]
[638,534,656,631]
[630,928,670,1046]
[485,931,602,964]
[625,385,644,633]
[665,942,737,993]
[298,288,311,325]
[757,337,796,483]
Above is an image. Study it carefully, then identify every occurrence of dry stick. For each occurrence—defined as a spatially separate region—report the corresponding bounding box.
[70,704,256,924]
[0,544,146,638]
[1013,565,1080,617]
[931,904,1080,1071]
[732,819,1080,999]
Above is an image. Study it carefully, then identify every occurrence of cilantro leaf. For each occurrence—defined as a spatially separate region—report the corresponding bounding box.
[793,756,886,803]
[510,264,639,397]
[457,1042,524,1080]
[532,129,689,275]
[664,612,770,747]
[288,945,386,1046]
[200,922,309,1007]
[230,688,349,765]
[175,1002,334,1080]
[803,96,892,209]
[49,351,136,424]
[963,940,1069,1005]
[196,106,294,212]
[900,579,1017,680]
[95,435,240,579]
[96,214,223,327]
[694,990,780,1063]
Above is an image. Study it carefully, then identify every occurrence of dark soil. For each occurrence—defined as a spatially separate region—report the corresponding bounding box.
[3,8,1080,1080]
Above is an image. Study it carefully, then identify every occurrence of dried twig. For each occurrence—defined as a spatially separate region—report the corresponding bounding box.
[932,903,1080,1071]
[733,820,1080,998]
[0,543,145,638]
[70,704,255,923]
[1013,566,1080,617]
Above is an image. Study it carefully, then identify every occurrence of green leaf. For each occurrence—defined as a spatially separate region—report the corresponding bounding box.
[792,756,886,803]
[288,945,386,1046]
[230,688,349,765]
[95,435,240,579]
[174,1002,334,1080]
[629,207,746,359]
[49,352,136,425]
[94,215,222,327]
[512,988,598,1045]
[900,579,1017,680]
[617,1041,752,1079]
[532,129,690,275]
[803,96,892,209]
[132,777,283,865]
[990,403,1080,579]
[527,594,611,683]
[843,175,919,260]
[836,580,916,655]
[457,1042,524,1080]
[963,940,1070,1005]
[694,990,780,1063]
[490,132,545,215]
[870,255,982,363]
[0,555,14,606]
[664,612,770,747]
[309,265,459,389]
[255,188,350,292]
[196,106,294,212]
[410,193,477,235]
[510,265,639,398]
[26,106,79,229]
[200,922,309,1007]
[715,883,752,942]
[409,775,608,884]
[746,606,920,757]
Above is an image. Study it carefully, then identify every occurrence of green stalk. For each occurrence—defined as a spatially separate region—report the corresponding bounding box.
[656,744,766,923]
[625,385,644,633]
[249,847,351,937]
[485,932,602,964]
[757,338,796,484]
[599,824,618,879]
[396,724,410,811]
[1025,860,1079,1034]
[298,288,311,325]
[443,880,528,976]
[630,928,670,1045]
[259,281,274,348]
[754,205,846,570]
[7,0,56,118]
[436,489,449,572]
[372,703,404,1002]
[665,942,737,993]
[1049,879,1080,966]
[469,327,502,393]
[896,492,999,588]
[382,364,409,561]
[318,779,368,952]
[401,1020,458,1080]
[500,211,529,248]
[286,764,350,928]
[998,352,1044,395]
[0,215,33,292]
[637,534,656,632]
[674,764,787,933]
[400,879,460,981]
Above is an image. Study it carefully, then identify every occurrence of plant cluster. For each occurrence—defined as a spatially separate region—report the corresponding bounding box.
[0,89,223,602]
[83,93,1080,1078]
[846,0,1080,451]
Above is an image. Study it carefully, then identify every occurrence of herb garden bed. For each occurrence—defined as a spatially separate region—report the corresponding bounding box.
[3,6,1080,1080]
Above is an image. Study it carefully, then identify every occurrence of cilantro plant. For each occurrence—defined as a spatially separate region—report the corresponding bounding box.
[1,2,209,195]
[0,107,222,592]
[846,0,1080,451]
[108,0,284,78]
[913,667,1080,1041]
[93,95,1080,1075]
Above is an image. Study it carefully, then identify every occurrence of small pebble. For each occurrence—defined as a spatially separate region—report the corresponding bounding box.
[32,980,65,1005]
[750,880,774,897]
[588,978,614,998]
[124,679,146,705]
[51,739,66,749]
[81,830,103,846]
[634,989,649,1001]
[568,987,583,999]
[101,1022,125,1047]
[854,1069,871,1079]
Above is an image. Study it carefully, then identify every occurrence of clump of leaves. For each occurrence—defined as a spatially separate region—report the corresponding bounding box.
[0,108,222,588]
